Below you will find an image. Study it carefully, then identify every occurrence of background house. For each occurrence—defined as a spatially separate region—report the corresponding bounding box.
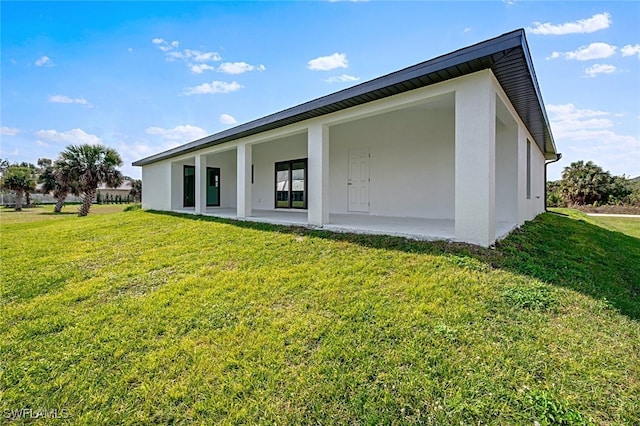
[96,180,134,201]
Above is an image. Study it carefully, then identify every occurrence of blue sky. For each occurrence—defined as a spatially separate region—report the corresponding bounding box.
[1,1,639,180]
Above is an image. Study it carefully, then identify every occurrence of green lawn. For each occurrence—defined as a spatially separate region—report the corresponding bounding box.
[1,205,639,424]
[582,214,640,238]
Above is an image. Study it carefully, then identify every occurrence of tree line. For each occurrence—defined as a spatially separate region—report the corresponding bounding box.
[0,144,141,216]
[547,160,640,208]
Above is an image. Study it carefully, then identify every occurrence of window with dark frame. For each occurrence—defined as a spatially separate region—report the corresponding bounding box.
[183,165,195,207]
[275,159,307,209]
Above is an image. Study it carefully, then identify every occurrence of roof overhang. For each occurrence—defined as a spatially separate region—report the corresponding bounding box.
[133,29,557,167]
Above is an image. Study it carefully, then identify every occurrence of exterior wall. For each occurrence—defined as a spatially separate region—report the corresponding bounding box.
[495,118,518,225]
[137,68,552,246]
[204,149,237,208]
[170,159,194,210]
[141,161,171,210]
[163,151,237,210]
[491,73,547,227]
[532,143,546,215]
[328,107,455,219]
[517,128,546,223]
[251,133,307,210]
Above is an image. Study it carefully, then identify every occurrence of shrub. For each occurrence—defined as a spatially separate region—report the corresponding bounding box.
[123,203,141,212]
[527,389,589,425]
[501,283,557,311]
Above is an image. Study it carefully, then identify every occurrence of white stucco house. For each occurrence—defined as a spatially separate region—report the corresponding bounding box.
[133,29,559,247]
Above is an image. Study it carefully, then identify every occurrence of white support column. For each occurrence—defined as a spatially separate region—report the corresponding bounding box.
[195,154,207,214]
[236,143,252,218]
[516,124,528,226]
[307,123,329,226]
[454,71,496,247]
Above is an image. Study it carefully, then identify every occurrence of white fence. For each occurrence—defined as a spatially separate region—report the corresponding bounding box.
[0,191,84,206]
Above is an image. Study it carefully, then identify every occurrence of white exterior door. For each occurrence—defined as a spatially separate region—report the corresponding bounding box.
[348,148,370,212]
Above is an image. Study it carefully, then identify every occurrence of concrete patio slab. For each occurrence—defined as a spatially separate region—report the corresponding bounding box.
[170,208,515,244]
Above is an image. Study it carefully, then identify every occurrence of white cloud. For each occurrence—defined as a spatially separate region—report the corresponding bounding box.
[325,74,360,83]
[621,44,640,59]
[152,38,179,52]
[191,50,220,62]
[529,12,611,35]
[548,42,616,61]
[565,131,640,176]
[1,127,20,136]
[584,63,616,77]
[0,147,19,157]
[219,114,238,125]
[124,126,212,175]
[35,128,101,145]
[182,81,243,95]
[119,141,156,158]
[118,141,164,171]
[547,103,613,139]
[554,117,614,135]
[547,103,609,121]
[152,38,221,73]
[190,64,215,74]
[35,56,53,67]
[49,95,91,106]
[307,53,348,71]
[217,62,265,74]
[547,103,640,178]
[168,49,221,63]
[463,27,471,33]
[118,138,181,178]
[145,125,208,142]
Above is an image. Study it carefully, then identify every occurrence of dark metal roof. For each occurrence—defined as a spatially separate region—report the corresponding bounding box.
[133,29,556,166]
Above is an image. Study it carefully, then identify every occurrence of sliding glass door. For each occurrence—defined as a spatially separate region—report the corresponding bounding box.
[275,159,307,209]
[276,162,290,208]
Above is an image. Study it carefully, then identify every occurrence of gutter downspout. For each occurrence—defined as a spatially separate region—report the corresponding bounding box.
[544,153,562,212]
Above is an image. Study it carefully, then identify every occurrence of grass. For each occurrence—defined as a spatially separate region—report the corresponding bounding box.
[1,205,639,424]
[584,214,640,237]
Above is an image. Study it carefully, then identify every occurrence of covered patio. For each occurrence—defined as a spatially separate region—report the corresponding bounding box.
[173,207,516,242]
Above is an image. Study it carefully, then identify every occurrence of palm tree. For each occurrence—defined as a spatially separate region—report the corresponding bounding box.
[129,179,142,203]
[1,165,36,211]
[560,160,612,205]
[39,159,80,213]
[17,162,37,207]
[59,144,123,216]
[38,164,56,194]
